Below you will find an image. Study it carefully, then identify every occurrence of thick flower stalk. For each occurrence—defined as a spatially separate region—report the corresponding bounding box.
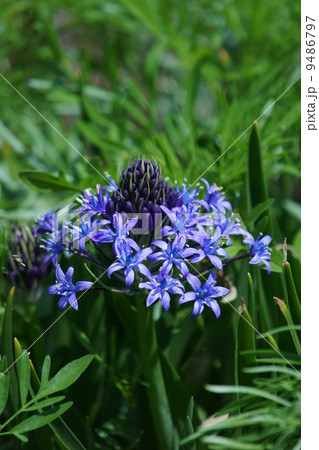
[35,158,272,317]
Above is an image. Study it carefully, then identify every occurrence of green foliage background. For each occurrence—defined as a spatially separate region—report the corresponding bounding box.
[0,0,300,449]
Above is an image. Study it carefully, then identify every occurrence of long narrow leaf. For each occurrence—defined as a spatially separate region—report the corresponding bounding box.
[282,261,301,325]
[247,122,273,236]
[37,355,93,399]
[13,338,30,407]
[137,298,176,450]
[9,402,73,434]
[274,298,301,356]
[0,357,10,415]
[235,301,256,387]
[29,360,87,450]
[206,385,291,407]
[1,288,19,411]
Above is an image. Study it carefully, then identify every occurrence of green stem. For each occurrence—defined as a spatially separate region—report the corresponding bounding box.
[0,397,34,430]
[282,262,301,325]
[136,299,176,450]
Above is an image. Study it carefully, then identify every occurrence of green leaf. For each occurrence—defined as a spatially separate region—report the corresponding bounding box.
[293,230,301,258]
[19,171,80,192]
[181,397,196,449]
[254,216,269,236]
[248,123,268,207]
[1,287,19,411]
[281,199,301,223]
[159,349,191,428]
[282,262,301,325]
[247,273,255,324]
[202,435,263,449]
[205,385,291,407]
[235,301,256,387]
[245,199,274,227]
[248,122,273,236]
[24,396,66,412]
[243,365,301,378]
[37,355,94,399]
[9,402,73,434]
[119,0,164,36]
[17,350,30,407]
[274,298,301,356]
[137,298,175,450]
[262,248,283,273]
[0,356,10,415]
[29,359,87,450]
[40,355,51,387]
[112,292,138,346]
[13,433,28,442]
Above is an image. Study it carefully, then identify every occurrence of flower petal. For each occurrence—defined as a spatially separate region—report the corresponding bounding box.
[168,286,184,296]
[186,274,201,291]
[191,300,204,317]
[250,254,261,265]
[125,268,135,287]
[212,286,229,298]
[161,291,171,311]
[76,281,93,292]
[139,281,154,290]
[151,240,168,250]
[207,299,221,318]
[207,254,223,270]
[146,290,160,307]
[48,284,59,295]
[65,267,74,284]
[58,296,69,311]
[137,264,151,278]
[179,292,196,303]
[68,293,78,310]
[108,262,124,278]
[138,247,153,261]
[56,264,67,283]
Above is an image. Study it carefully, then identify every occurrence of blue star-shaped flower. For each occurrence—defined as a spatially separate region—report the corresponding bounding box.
[35,210,57,236]
[69,216,109,252]
[188,225,229,270]
[48,264,93,311]
[139,267,184,311]
[76,184,110,216]
[108,240,152,287]
[175,180,202,206]
[93,212,138,252]
[42,230,66,266]
[201,179,232,214]
[213,216,244,245]
[243,233,272,274]
[148,234,195,277]
[179,272,229,317]
[160,204,213,237]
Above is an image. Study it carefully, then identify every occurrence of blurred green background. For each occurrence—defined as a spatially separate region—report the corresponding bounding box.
[0,0,301,448]
[0,0,300,237]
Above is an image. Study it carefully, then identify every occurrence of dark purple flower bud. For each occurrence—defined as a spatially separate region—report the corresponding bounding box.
[134,170,141,182]
[106,159,181,225]
[125,202,134,213]
[7,224,52,290]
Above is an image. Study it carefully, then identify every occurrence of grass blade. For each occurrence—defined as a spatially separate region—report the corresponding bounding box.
[0,356,10,415]
[235,300,256,387]
[282,258,301,325]
[274,297,301,356]
[1,287,19,411]
[13,338,30,407]
[137,298,176,450]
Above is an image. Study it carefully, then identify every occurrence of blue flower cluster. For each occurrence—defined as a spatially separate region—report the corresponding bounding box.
[37,159,272,316]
